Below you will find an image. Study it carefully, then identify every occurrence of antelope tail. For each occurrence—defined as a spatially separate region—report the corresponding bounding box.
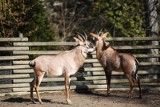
[132,58,139,80]
[29,60,36,67]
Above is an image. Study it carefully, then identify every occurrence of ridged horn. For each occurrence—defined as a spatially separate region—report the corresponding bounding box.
[77,32,85,41]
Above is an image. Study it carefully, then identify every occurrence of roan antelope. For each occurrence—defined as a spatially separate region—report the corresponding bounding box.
[90,32,142,98]
[29,35,94,104]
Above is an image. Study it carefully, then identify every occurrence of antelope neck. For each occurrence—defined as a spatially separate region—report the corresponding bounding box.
[96,43,110,59]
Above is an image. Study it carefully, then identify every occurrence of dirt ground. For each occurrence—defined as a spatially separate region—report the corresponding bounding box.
[0,90,159,107]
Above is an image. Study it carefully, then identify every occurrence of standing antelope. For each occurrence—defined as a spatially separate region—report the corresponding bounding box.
[29,35,94,104]
[90,32,142,98]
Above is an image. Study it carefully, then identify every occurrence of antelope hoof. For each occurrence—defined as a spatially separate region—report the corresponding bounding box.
[31,99,36,104]
[67,99,72,105]
[127,95,132,98]
[39,101,43,104]
[38,100,43,104]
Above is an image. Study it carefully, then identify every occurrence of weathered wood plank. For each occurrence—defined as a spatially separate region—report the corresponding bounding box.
[140,62,160,66]
[13,77,76,83]
[13,50,62,55]
[0,38,28,42]
[84,67,104,71]
[0,65,30,70]
[105,37,160,41]
[93,79,125,84]
[13,84,107,92]
[13,69,33,74]
[0,55,29,60]
[92,70,150,75]
[90,45,160,50]
[134,54,160,58]
[13,76,106,83]
[14,42,75,46]
[113,45,160,50]
[0,74,30,79]
[92,54,160,58]
[85,59,99,63]
[13,61,30,65]
[0,83,29,89]
[92,62,160,67]
[93,79,160,84]
[0,47,29,51]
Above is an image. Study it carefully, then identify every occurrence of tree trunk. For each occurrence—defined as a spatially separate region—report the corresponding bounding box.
[144,0,159,62]
[144,0,159,79]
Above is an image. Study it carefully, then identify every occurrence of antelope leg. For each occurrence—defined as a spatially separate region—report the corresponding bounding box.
[137,77,142,98]
[104,71,111,96]
[35,72,45,104]
[64,73,72,105]
[126,74,134,98]
[30,78,36,103]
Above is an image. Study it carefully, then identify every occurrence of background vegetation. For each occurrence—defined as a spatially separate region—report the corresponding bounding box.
[0,0,159,42]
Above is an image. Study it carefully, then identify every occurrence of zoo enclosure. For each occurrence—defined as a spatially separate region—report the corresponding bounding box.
[0,36,160,96]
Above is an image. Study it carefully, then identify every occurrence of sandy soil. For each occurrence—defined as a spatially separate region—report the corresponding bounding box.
[0,90,159,107]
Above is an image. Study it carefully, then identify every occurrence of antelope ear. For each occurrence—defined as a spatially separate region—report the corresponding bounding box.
[74,37,84,46]
[90,33,99,39]
[73,37,80,42]
[101,32,109,38]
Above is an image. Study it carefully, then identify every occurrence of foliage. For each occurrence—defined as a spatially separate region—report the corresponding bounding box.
[0,0,159,41]
[0,0,55,42]
[45,0,159,40]
[89,0,146,37]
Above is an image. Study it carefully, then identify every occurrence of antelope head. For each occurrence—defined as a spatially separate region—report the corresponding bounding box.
[90,32,109,59]
[74,33,94,57]
[90,32,109,48]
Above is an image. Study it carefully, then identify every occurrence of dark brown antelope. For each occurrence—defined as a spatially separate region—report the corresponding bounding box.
[29,35,94,104]
[90,32,142,98]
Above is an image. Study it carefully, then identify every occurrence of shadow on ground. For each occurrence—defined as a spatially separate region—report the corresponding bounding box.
[1,97,51,103]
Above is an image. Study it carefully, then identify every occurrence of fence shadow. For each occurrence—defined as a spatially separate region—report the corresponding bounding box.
[1,97,52,103]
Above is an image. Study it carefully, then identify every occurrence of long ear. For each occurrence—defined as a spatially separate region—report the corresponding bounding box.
[73,37,81,43]
[101,32,109,38]
[74,37,84,46]
[90,33,99,39]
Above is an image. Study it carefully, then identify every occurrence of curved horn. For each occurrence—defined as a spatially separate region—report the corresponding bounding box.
[98,29,103,36]
[83,31,88,40]
[77,32,85,41]
[77,35,84,41]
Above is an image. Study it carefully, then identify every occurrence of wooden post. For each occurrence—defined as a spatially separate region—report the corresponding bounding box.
[19,32,23,40]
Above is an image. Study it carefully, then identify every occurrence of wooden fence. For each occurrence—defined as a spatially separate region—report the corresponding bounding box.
[0,36,160,96]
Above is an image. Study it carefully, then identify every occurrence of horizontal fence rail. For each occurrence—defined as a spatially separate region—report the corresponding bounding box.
[0,36,160,96]
[0,37,28,42]
[105,36,160,41]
